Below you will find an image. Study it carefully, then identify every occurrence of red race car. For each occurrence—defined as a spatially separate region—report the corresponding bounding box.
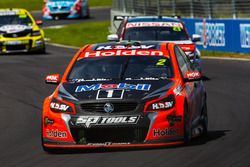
[42,41,208,152]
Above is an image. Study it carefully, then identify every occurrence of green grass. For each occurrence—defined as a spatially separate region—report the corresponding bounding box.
[0,0,112,11]
[89,0,112,7]
[0,0,43,11]
[44,21,110,47]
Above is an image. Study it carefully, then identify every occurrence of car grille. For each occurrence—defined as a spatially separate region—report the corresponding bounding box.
[6,45,26,51]
[52,6,69,11]
[80,102,138,113]
[70,127,148,144]
[3,30,31,38]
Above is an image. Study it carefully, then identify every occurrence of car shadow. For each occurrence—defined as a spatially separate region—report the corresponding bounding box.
[44,130,230,155]
[183,130,230,147]
[202,75,211,81]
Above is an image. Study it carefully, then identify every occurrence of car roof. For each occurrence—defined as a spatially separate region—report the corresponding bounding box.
[0,8,28,15]
[127,16,181,23]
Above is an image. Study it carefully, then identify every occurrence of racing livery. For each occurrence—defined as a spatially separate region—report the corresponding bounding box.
[0,9,45,54]
[43,0,89,20]
[42,41,208,152]
[108,16,202,69]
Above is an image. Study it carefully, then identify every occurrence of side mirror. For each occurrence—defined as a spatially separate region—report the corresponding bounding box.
[184,71,202,82]
[107,34,119,42]
[45,74,60,85]
[192,34,201,42]
[36,20,43,25]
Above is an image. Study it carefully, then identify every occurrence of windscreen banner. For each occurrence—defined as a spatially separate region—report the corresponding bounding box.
[182,18,250,53]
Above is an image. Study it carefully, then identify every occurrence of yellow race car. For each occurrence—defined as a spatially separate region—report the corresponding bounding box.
[0,8,46,54]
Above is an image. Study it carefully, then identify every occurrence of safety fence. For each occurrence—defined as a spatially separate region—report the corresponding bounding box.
[112,0,250,19]
[111,0,250,53]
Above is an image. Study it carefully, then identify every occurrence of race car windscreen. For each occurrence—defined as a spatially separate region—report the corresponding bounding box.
[124,27,189,41]
[0,15,32,26]
[68,56,173,81]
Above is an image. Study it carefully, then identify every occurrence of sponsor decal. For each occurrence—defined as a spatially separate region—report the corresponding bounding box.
[95,45,156,50]
[50,102,69,112]
[185,71,201,79]
[75,83,151,92]
[0,25,30,34]
[173,85,182,96]
[87,142,130,146]
[126,22,183,28]
[75,115,140,128]
[0,10,19,16]
[45,74,60,83]
[152,101,174,110]
[44,117,54,126]
[70,78,110,83]
[195,21,225,48]
[240,24,250,48]
[46,129,67,138]
[153,128,178,137]
[167,115,182,122]
[84,50,164,57]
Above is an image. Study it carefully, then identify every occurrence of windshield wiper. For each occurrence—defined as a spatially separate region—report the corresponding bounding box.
[119,57,131,80]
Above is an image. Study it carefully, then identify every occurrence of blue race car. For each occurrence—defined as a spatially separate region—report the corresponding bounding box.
[43,0,89,20]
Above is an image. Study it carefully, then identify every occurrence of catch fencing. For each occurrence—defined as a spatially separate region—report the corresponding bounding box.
[111,0,250,53]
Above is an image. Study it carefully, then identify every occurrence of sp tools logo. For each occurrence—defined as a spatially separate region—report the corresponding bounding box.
[75,116,140,128]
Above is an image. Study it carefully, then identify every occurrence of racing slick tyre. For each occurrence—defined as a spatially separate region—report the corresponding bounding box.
[200,101,208,136]
[184,102,192,143]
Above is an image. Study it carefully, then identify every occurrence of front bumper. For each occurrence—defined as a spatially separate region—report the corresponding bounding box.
[43,10,80,20]
[42,111,184,149]
[0,36,45,54]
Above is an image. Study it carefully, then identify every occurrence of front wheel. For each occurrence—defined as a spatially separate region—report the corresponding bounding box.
[184,103,192,143]
[200,102,208,136]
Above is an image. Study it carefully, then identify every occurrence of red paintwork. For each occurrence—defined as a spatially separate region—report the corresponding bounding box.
[42,42,199,149]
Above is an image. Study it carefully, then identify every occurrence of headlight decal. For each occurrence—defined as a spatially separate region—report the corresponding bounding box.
[142,81,174,100]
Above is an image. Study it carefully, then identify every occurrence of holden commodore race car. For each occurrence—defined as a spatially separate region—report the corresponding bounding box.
[0,9,46,54]
[43,0,89,20]
[108,16,202,70]
[42,41,208,152]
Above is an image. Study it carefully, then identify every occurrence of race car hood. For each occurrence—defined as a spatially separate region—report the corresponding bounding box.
[0,24,32,34]
[46,1,75,8]
[57,80,175,102]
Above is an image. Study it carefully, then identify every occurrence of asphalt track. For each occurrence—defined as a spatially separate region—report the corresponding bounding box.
[0,6,250,167]
[0,44,249,167]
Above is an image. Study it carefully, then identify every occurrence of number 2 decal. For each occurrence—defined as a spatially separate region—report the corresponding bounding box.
[156,59,166,66]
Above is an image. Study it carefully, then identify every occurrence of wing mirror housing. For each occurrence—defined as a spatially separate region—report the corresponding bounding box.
[192,34,201,42]
[184,71,202,82]
[107,34,119,42]
[45,74,60,85]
